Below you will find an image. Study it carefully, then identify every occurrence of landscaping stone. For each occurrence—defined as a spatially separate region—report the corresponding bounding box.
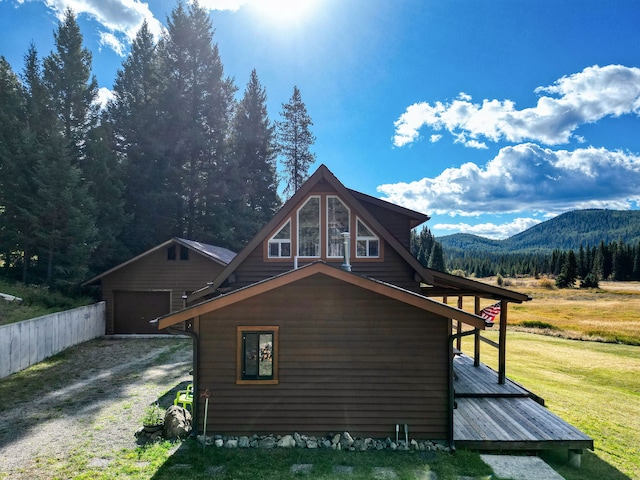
[259,436,276,449]
[480,455,564,480]
[163,405,192,439]
[291,463,314,475]
[278,435,296,448]
[333,465,354,475]
[340,431,354,448]
[372,466,398,479]
[206,465,226,476]
[238,436,250,448]
[414,466,438,480]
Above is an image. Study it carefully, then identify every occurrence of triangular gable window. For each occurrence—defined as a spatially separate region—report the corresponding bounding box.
[356,218,379,258]
[268,220,291,258]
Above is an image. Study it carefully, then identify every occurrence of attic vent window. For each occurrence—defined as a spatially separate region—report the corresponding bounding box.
[268,220,291,258]
[167,245,176,260]
[356,218,379,258]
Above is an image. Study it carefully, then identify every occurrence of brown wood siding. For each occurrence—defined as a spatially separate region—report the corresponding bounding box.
[196,274,450,440]
[101,247,225,334]
[357,200,413,249]
[232,241,419,292]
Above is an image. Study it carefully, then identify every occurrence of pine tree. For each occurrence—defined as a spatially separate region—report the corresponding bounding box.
[42,8,98,161]
[277,86,316,198]
[84,114,128,275]
[108,20,168,254]
[0,56,26,275]
[555,250,578,288]
[158,0,236,242]
[34,9,98,287]
[226,69,280,248]
[427,242,446,272]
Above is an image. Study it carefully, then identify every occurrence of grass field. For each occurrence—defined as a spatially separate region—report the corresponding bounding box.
[454,278,640,345]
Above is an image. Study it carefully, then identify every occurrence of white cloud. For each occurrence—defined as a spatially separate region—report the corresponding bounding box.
[95,86,114,109]
[197,0,247,10]
[377,143,640,216]
[434,217,542,240]
[393,65,640,148]
[37,0,163,56]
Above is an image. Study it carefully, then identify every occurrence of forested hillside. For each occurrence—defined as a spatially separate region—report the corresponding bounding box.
[438,209,640,281]
[439,209,640,254]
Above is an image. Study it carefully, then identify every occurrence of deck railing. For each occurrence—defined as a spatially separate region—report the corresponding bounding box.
[447,296,508,384]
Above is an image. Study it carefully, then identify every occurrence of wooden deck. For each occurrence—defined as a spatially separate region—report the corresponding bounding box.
[453,353,593,451]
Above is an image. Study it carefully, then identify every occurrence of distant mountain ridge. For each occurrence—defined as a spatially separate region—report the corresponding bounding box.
[437,209,640,254]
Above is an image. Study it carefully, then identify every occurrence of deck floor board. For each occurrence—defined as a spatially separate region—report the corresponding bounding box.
[453,353,593,451]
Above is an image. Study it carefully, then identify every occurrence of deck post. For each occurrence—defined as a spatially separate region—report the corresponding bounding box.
[498,300,507,384]
[568,449,583,468]
[456,296,463,351]
[447,316,455,450]
[474,296,481,366]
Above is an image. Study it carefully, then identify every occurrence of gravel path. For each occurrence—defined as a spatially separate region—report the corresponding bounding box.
[0,336,192,479]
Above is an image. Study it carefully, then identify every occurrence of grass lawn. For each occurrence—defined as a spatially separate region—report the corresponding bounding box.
[0,279,91,327]
[460,331,640,479]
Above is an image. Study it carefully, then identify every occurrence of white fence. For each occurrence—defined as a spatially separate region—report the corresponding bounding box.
[0,302,105,379]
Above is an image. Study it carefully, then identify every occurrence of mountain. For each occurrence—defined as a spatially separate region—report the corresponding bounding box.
[438,209,640,254]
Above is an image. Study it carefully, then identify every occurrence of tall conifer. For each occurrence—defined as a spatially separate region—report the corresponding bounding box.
[226,69,280,248]
[277,86,316,198]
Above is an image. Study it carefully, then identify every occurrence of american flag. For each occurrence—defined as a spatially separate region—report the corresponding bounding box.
[480,302,501,326]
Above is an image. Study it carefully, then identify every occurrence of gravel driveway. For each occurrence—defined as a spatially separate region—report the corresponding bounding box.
[0,336,192,479]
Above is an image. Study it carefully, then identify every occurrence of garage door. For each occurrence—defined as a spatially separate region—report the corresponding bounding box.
[113,291,171,334]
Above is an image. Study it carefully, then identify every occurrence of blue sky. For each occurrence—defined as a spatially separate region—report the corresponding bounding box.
[1,0,640,239]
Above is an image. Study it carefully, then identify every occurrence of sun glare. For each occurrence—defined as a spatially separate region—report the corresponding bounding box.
[250,0,319,26]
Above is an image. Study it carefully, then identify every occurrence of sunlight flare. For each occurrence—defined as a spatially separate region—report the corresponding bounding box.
[249,0,319,26]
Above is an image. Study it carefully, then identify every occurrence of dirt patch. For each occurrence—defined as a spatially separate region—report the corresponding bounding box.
[0,336,192,479]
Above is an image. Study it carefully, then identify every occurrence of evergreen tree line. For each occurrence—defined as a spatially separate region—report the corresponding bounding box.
[410,227,446,271]
[0,3,316,291]
[445,240,640,286]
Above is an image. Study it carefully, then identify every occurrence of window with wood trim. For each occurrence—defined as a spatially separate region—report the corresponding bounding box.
[237,326,279,384]
[356,217,379,258]
[297,196,320,257]
[268,220,291,258]
[327,196,350,258]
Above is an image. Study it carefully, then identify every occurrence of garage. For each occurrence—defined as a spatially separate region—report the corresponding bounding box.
[113,291,171,334]
[82,238,235,334]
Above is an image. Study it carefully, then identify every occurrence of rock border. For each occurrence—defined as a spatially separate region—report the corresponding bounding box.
[196,432,451,453]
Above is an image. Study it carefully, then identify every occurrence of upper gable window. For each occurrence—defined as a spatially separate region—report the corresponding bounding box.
[327,196,350,258]
[356,218,380,258]
[298,196,320,257]
[268,220,291,258]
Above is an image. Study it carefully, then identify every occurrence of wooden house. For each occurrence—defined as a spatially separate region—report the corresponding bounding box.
[83,238,235,334]
[157,165,546,446]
